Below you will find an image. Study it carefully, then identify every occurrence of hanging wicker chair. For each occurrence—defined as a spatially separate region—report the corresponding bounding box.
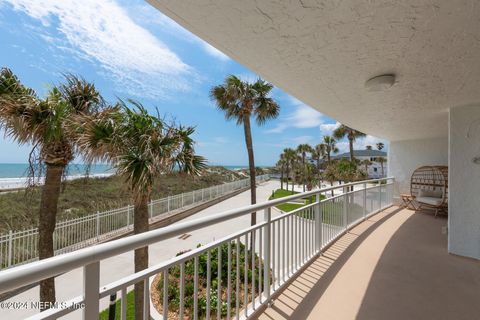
[410,166,448,216]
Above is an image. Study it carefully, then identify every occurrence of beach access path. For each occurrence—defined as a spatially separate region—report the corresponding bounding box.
[2,179,281,319]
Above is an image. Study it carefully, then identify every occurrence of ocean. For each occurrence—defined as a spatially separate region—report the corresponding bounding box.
[0,163,114,178]
[0,163,250,178]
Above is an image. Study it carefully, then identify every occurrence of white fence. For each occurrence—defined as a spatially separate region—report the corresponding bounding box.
[0,174,270,269]
[0,177,394,320]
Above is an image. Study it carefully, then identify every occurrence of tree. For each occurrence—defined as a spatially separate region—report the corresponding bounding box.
[360,159,372,176]
[366,145,372,150]
[377,156,387,177]
[0,68,103,308]
[74,100,205,320]
[282,148,296,192]
[322,135,339,164]
[276,155,286,190]
[296,144,313,192]
[333,124,366,162]
[323,163,338,197]
[311,144,325,187]
[211,75,279,225]
[376,142,385,151]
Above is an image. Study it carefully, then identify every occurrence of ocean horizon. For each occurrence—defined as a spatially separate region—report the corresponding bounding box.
[0,163,258,178]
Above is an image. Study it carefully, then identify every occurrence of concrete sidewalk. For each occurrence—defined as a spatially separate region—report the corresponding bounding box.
[2,180,280,319]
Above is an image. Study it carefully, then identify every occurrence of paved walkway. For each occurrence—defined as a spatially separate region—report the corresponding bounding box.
[2,180,281,319]
[253,207,480,320]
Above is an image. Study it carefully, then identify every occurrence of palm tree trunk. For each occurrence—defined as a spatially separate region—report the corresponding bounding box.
[280,168,284,190]
[285,167,289,190]
[134,194,150,320]
[243,116,256,225]
[38,163,64,309]
[302,155,306,192]
[349,137,354,162]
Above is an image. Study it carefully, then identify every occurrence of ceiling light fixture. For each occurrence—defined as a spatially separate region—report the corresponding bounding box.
[365,74,396,92]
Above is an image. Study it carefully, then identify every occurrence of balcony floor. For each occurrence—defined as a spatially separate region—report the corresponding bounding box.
[253,206,480,320]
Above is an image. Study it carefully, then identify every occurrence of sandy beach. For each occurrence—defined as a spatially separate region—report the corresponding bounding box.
[0,173,114,191]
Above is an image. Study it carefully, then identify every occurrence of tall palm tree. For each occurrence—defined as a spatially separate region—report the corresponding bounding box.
[333,124,366,162]
[74,100,205,320]
[282,148,296,192]
[376,142,385,151]
[323,135,339,164]
[276,154,286,190]
[377,156,387,177]
[296,144,313,192]
[211,75,279,225]
[0,68,103,307]
[311,144,325,187]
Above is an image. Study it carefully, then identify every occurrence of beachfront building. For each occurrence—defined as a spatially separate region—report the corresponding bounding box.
[0,1,479,319]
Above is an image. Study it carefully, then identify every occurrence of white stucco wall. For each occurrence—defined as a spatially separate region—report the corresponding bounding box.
[388,137,448,198]
[448,105,480,260]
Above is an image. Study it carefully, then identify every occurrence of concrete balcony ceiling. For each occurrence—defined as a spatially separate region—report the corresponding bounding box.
[148,0,480,141]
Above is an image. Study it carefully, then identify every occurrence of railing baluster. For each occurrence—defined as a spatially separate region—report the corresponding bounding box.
[227,241,232,320]
[263,207,271,304]
[235,238,240,319]
[217,246,222,320]
[282,218,286,283]
[271,220,275,291]
[121,287,127,320]
[251,230,255,310]
[180,262,185,320]
[143,278,149,320]
[258,228,262,304]
[194,256,199,320]
[206,251,211,320]
[163,269,168,320]
[244,233,249,317]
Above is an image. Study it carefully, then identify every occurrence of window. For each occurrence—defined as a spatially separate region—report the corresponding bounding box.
[373,167,378,172]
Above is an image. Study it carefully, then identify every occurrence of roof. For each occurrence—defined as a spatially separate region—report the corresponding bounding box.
[334,150,387,159]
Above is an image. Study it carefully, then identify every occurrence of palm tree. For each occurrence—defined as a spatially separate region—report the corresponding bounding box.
[323,135,339,164]
[377,156,387,177]
[311,144,325,187]
[323,163,338,197]
[296,144,313,192]
[276,154,286,190]
[74,100,205,320]
[360,159,372,175]
[211,75,279,225]
[282,148,296,192]
[333,124,366,162]
[0,68,103,307]
[376,142,385,151]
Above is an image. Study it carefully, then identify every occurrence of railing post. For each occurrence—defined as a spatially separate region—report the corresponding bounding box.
[315,193,322,254]
[378,181,382,211]
[127,206,130,228]
[149,200,153,219]
[7,230,13,268]
[181,192,184,207]
[83,261,100,320]
[167,196,170,212]
[343,187,348,231]
[96,211,100,241]
[263,207,271,304]
[363,183,367,219]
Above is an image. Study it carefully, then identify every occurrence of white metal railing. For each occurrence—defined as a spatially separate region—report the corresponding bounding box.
[0,175,270,269]
[0,177,394,320]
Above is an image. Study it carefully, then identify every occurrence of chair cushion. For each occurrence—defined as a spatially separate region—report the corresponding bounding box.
[417,196,443,206]
[418,189,443,198]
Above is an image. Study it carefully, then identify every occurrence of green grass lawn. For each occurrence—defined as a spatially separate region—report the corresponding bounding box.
[99,290,135,320]
[269,189,325,212]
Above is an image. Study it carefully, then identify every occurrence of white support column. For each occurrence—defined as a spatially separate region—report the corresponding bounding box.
[83,261,100,320]
[314,193,322,253]
[263,207,271,303]
[449,105,480,260]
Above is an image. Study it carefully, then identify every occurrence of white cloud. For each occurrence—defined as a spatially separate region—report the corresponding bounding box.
[319,121,340,135]
[5,0,192,99]
[129,3,230,62]
[266,97,324,133]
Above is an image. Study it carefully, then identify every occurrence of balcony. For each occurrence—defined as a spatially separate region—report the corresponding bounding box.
[253,207,480,320]
[1,177,478,319]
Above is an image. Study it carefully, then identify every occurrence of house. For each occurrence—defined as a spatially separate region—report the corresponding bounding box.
[333,149,387,178]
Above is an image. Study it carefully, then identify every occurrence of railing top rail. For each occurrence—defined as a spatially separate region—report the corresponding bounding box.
[0,176,393,294]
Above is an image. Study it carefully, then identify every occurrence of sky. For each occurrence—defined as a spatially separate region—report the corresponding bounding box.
[0,0,387,166]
